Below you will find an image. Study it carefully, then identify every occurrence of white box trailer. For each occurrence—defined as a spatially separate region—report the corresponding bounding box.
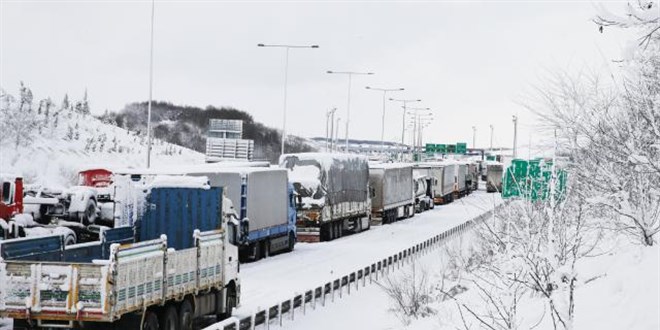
[181,168,296,261]
[369,164,415,224]
[414,163,455,204]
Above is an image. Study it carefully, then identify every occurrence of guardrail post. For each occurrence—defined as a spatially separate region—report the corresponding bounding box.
[290,298,294,321]
[279,302,283,326]
[266,309,270,330]
[251,314,256,330]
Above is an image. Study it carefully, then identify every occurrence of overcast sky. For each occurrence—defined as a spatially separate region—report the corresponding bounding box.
[1,1,635,152]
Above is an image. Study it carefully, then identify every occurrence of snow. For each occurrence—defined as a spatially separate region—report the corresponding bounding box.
[0,100,205,190]
[280,152,368,171]
[228,191,503,320]
[265,216,660,330]
[148,175,210,190]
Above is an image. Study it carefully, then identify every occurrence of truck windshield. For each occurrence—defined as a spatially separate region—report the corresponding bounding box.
[1,182,11,204]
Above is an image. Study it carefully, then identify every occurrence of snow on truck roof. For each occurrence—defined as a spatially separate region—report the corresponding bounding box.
[148,175,211,189]
[279,152,368,169]
[368,163,413,170]
[112,162,274,175]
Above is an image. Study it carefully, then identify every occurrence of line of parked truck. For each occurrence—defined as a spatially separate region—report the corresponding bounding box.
[0,153,504,329]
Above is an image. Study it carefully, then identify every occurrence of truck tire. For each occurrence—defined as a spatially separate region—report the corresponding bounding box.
[286,232,295,252]
[263,240,270,258]
[218,286,237,320]
[142,311,159,330]
[64,233,77,246]
[159,305,178,330]
[179,299,194,330]
[81,199,98,225]
[12,319,33,329]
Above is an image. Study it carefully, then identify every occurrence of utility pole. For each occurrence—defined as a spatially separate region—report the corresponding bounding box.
[146,0,155,168]
[327,71,374,152]
[325,108,336,152]
[512,115,518,158]
[258,43,319,156]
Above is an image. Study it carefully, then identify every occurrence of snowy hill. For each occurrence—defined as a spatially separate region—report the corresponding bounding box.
[0,85,204,188]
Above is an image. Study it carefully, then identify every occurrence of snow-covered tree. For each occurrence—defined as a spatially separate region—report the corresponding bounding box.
[61,93,70,111]
[0,84,40,148]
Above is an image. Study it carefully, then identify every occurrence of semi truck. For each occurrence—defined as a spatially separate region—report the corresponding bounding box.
[178,167,297,261]
[280,153,371,242]
[0,178,241,330]
[412,166,437,209]
[1,175,96,244]
[413,174,432,213]
[369,164,415,224]
[413,163,454,205]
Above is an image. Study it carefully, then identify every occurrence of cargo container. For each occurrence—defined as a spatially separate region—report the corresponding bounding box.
[0,180,241,330]
[280,153,371,242]
[180,167,296,261]
[369,164,415,224]
[413,163,454,204]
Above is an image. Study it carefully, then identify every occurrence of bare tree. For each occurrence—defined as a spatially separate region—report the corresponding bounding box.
[376,262,436,325]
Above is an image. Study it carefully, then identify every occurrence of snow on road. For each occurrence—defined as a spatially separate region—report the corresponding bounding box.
[233,190,502,316]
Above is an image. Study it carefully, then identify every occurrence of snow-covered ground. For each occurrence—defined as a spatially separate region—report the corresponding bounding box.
[264,216,660,330]
[211,191,503,324]
[0,103,204,189]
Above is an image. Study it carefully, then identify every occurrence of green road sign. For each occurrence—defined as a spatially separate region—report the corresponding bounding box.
[456,142,467,154]
[502,158,567,202]
[436,144,447,154]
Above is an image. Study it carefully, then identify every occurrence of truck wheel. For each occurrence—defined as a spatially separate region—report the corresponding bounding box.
[159,305,178,330]
[81,199,98,225]
[64,233,76,246]
[178,299,194,330]
[141,311,159,330]
[218,287,237,320]
[263,240,270,258]
[12,319,33,330]
[286,232,295,252]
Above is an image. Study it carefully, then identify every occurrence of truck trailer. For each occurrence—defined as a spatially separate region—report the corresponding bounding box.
[0,179,240,330]
[180,167,297,261]
[280,153,371,242]
[369,164,415,224]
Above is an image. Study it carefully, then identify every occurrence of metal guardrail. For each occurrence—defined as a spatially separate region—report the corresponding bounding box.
[206,203,505,330]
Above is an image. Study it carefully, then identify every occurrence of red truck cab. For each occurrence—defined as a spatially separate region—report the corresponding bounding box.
[78,168,113,188]
[0,176,23,221]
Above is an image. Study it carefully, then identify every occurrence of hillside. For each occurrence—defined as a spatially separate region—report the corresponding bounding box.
[0,84,204,188]
[99,101,316,163]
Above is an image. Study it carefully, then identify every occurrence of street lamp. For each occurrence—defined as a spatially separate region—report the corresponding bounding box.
[334,117,342,152]
[489,124,494,152]
[365,86,404,153]
[512,115,518,158]
[258,43,319,156]
[325,108,337,152]
[327,70,374,152]
[406,107,431,156]
[472,126,477,150]
[390,98,421,159]
[146,0,155,168]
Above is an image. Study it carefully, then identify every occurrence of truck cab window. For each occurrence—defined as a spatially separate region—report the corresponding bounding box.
[1,182,11,204]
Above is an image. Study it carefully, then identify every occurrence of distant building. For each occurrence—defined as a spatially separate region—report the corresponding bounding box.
[206,119,254,162]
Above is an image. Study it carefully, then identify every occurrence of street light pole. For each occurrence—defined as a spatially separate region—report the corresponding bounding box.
[489,124,494,152]
[325,108,337,152]
[512,115,518,158]
[406,107,431,159]
[334,117,342,152]
[258,43,319,156]
[472,126,477,150]
[327,71,374,152]
[146,0,155,168]
[365,86,404,154]
[390,98,421,160]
